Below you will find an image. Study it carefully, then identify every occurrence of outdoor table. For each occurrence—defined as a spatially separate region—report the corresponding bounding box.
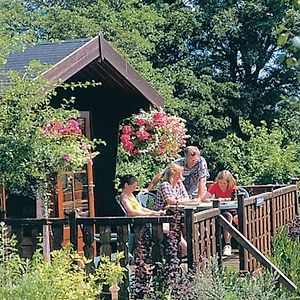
[170,200,238,212]
[196,200,237,211]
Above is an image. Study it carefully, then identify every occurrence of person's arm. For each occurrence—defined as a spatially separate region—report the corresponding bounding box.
[140,206,164,216]
[197,177,207,200]
[201,191,213,202]
[147,171,163,190]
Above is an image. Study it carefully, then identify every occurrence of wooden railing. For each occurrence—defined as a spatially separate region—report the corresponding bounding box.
[238,184,299,272]
[0,183,298,297]
[185,201,221,270]
[219,215,297,292]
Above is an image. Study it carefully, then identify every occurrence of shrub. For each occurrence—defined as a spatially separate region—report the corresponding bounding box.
[177,262,290,300]
[0,222,125,300]
[270,220,300,298]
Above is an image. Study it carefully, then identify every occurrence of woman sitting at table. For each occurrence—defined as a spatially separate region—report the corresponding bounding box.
[203,170,238,256]
[155,163,199,257]
[155,163,199,210]
[119,174,164,217]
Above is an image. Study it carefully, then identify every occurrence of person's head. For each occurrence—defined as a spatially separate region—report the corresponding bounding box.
[215,170,236,191]
[163,163,184,183]
[119,175,138,192]
[184,146,200,167]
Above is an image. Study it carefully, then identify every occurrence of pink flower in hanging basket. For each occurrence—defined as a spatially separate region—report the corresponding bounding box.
[119,108,189,157]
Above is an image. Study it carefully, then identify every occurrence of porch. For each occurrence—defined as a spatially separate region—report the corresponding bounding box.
[0,182,298,299]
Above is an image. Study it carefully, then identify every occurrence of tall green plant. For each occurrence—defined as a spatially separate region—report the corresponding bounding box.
[271,225,300,298]
[178,261,290,300]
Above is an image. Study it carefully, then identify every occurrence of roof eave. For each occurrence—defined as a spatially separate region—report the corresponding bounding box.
[42,34,164,108]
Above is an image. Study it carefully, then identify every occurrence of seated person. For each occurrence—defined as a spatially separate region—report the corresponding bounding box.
[155,163,200,257]
[119,174,164,217]
[202,170,238,256]
[147,146,210,200]
[155,163,200,210]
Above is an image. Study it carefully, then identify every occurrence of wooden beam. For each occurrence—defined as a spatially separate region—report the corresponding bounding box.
[219,215,297,292]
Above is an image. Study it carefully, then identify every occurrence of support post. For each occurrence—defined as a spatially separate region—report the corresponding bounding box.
[185,207,195,270]
[69,211,78,251]
[237,193,247,272]
[213,200,222,266]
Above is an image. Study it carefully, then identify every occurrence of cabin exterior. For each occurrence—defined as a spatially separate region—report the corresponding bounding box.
[1,33,164,218]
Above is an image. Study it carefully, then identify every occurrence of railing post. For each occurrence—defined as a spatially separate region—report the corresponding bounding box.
[184,207,195,270]
[213,200,222,266]
[52,222,64,250]
[69,211,78,251]
[152,223,164,262]
[270,187,276,238]
[237,193,247,272]
[291,178,299,216]
[82,224,95,273]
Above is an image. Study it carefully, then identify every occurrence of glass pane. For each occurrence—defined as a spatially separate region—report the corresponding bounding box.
[61,167,90,217]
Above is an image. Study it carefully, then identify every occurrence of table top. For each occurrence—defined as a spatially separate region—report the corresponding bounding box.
[173,200,238,211]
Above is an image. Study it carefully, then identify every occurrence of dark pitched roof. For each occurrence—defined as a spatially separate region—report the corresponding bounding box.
[2,34,164,108]
[2,39,89,73]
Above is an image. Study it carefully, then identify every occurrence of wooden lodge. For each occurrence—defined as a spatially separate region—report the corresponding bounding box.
[1,33,163,219]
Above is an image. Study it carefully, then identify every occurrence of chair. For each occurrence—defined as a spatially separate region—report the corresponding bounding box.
[238,186,250,198]
[115,196,135,258]
[136,191,156,209]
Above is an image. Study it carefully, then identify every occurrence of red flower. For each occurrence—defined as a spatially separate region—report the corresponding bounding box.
[121,125,132,135]
[123,141,134,152]
[136,130,150,141]
[136,118,148,126]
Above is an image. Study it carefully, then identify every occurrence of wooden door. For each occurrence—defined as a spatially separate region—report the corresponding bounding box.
[55,112,95,251]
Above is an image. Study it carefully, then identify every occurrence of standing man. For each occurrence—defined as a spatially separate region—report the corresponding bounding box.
[147,146,210,200]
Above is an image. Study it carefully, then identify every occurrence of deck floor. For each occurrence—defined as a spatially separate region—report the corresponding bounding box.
[222,248,240,271]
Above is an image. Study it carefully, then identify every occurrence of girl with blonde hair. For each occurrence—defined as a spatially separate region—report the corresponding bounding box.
[203,170,238,256]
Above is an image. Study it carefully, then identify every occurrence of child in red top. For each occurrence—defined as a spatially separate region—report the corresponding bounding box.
[203,170,238,256]
[206,170,237,199]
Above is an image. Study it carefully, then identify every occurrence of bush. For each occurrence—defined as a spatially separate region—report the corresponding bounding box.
[270,220,300,298]
[177,262,289,300]
[205,120,300,185]
[0,222,125,300]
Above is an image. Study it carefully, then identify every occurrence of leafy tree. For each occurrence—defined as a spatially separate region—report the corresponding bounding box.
[206,121,300,184]
[1,0,300,184]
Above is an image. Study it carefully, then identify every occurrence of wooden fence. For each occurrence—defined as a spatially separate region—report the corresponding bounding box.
[238,184,299,272]
[185,201,221,270]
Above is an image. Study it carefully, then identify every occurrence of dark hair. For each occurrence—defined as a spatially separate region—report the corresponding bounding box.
[119,174,138,189]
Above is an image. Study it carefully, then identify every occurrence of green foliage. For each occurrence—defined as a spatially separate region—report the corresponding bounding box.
[0,222,127,299]
[95,251,126,286]
[0,223,100,300]
[270,226,300,298]
[1,0,300,186]
[0,63,102,193]
[115,146,174,189]
[178,261,289,300]
[205,121,300,185]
